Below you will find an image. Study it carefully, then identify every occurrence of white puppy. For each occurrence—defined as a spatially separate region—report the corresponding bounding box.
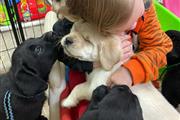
[60,20,180,120]
[60,20,124,107]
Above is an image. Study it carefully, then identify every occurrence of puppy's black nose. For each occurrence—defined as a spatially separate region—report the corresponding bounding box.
[51,31,60,41]
[65,37,73,45]
[45,31,60,43]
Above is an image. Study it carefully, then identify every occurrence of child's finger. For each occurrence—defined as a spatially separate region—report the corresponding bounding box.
[122,53,132,61]
[123,45,132,54]
[121,40,132,49]
[120,34,132,41]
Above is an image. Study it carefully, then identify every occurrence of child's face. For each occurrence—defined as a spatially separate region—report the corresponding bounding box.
[113,0,145,34]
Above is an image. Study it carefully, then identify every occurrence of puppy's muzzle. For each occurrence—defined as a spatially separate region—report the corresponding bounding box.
[45,31,61,43]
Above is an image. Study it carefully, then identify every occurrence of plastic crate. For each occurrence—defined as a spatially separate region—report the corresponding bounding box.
[154,0,180,31]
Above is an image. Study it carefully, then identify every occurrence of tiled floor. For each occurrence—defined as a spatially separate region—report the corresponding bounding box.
[0,22,49,118]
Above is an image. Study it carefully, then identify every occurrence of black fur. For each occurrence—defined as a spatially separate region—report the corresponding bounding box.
[80,85,143,120]
[166,30,180,65]
[0,32,59,120]
[161,30,180,108]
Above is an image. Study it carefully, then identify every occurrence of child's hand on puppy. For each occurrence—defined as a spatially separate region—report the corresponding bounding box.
[107,67,133,88]
[107,33,133,88]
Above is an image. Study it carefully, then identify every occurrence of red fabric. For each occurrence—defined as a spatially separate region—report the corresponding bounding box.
[60,70,89,120]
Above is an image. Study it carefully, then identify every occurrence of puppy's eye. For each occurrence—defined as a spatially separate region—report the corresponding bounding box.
[29,45,44,55]
[82,35,90,42]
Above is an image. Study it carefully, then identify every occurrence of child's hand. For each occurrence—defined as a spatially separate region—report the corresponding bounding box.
[106,33,133,87]
[93,33,133,68]
[119,32,134,63]
[107,67,133,87]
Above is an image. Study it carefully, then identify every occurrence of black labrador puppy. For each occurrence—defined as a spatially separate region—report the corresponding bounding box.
[161,30,180,108]
[0,32,59,120]
[80,85,143,120]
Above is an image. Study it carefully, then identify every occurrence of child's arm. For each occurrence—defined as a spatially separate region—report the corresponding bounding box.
[123,2,173,84]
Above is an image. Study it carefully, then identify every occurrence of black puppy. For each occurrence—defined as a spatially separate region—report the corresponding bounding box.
[80,85,143,120]
[0,32,59,120]
[161,30,180,108]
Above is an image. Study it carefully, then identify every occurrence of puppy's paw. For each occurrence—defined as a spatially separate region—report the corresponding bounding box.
[61,98,78,108]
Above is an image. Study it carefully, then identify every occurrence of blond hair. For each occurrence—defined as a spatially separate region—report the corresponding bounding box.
[66,0,134,34]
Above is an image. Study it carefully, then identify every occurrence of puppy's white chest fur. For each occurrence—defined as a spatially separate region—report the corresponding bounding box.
[62,63,121,107]
[87,62,121,90]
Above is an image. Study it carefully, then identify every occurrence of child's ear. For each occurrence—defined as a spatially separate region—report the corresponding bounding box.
[99,37,123,70]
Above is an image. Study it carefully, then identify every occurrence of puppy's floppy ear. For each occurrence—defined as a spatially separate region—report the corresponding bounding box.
[99,38,123,70]
[88,85,109,110]
[80,86,109,120]
[14,58,48,97]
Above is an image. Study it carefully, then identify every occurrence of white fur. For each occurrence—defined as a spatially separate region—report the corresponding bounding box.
[44,11,66,120]
[131,82,180,120]
[62,62,121,107]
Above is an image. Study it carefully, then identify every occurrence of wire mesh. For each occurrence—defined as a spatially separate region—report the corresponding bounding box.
[0,0,51,74]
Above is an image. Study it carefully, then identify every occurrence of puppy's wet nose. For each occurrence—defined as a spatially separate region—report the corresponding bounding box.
[45,31,60,43]
[65,37,73,45]
[51,32,60,41]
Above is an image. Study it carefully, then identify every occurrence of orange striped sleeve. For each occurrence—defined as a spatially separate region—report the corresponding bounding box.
[123,2,173,84]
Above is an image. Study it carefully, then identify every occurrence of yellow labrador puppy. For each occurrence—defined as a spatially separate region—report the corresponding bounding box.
[60,20,126,107]
[60,20,180,120]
